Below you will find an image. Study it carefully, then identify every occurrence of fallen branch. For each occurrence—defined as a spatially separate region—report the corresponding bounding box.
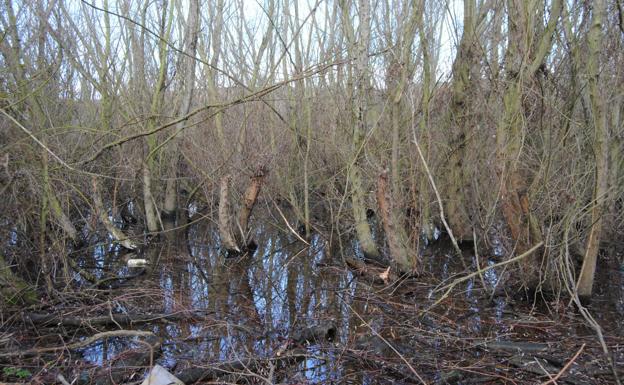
[540,344,585,385]
[21,311,208,327]
[175,322,334,384]
[344,257,395,284]
[273,200,310,245]
[175,349,310,384]
[477,340,550,353]
[0,330,156,358]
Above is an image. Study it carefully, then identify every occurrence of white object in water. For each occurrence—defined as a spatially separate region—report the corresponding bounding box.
[127,258,149,267]
[140,364,184,385]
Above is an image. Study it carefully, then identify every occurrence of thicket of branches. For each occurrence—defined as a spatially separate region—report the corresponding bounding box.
[0,0,622,301]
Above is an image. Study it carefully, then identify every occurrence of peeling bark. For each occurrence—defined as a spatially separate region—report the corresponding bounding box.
[143,162,160,233]
[238,167,267,244]
[92,177,137,250]
[218,175,239,252]
[377,169,413,272]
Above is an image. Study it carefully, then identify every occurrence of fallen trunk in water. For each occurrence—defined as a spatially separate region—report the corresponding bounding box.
[20,311,213,328]
[175,321,335,384]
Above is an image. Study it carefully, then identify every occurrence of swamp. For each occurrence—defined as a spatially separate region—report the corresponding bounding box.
[0,0,623,384]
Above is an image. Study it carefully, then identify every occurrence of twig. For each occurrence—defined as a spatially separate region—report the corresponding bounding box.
[337,292,428,385]
[411,127,463,260]
[273,200,310,245]
[427,242,544,310]
[473,228,488,293]
[0,108,120,180]
[56,374,72,385]
[539,343,585,385]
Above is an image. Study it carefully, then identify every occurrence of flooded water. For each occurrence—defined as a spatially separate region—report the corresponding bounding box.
[2,213,623,384]
[77,220,362,383]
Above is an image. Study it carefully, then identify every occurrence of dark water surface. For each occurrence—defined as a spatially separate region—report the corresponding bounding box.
[2,215,623,384]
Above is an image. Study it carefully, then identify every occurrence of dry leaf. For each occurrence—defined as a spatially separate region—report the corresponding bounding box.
[379,266,391,284]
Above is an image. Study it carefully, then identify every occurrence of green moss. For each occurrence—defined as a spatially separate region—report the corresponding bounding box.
[0,255,37,306]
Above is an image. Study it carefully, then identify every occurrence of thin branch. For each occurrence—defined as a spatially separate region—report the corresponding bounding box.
[80,60,345,165]
[411,124,463,258]
[428,242,544,310]
[539,344,585,385]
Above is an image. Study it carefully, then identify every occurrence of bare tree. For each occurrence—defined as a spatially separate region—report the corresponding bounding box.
[576,0,608,301]
[340,0,380,260]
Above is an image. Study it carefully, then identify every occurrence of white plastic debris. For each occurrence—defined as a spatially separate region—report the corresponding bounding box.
[127,258,149,267]
[140,364,184,385]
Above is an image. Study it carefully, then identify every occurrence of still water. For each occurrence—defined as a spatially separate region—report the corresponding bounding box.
[67,217,624,384]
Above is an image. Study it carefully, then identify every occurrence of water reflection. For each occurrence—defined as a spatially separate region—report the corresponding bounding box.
[81,219,359,381]
[74,219,623,384]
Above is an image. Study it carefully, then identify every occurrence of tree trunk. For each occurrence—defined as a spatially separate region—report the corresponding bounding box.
[218,176,240,253]
[496,0,561,288]
[92,177,137,250]
[377,169,413,271]
[445,0,476,240]
[577,0,607,302]
[342,0,380,259]
[143,0,174,233]
[143,162,160,234]
[163,0,200,219]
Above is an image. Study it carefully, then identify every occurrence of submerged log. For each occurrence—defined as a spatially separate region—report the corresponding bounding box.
[175,322,334,384]
[290,321,336,345]
[21,311,211,327]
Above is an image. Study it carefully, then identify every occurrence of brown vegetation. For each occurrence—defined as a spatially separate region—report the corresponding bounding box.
[0,0,623,383]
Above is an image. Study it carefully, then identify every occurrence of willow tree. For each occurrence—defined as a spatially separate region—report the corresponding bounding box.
[143,0,174,233]
[445,0,477,240]
[196,0,225,146]
[377,0,424,268]
[339,0,379,260]
[1,0,78,292]
[51,1,138,248]
[496,0,561,288]
[163,0,200,220]
[576,0,607,301]
[413,0,438,242]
